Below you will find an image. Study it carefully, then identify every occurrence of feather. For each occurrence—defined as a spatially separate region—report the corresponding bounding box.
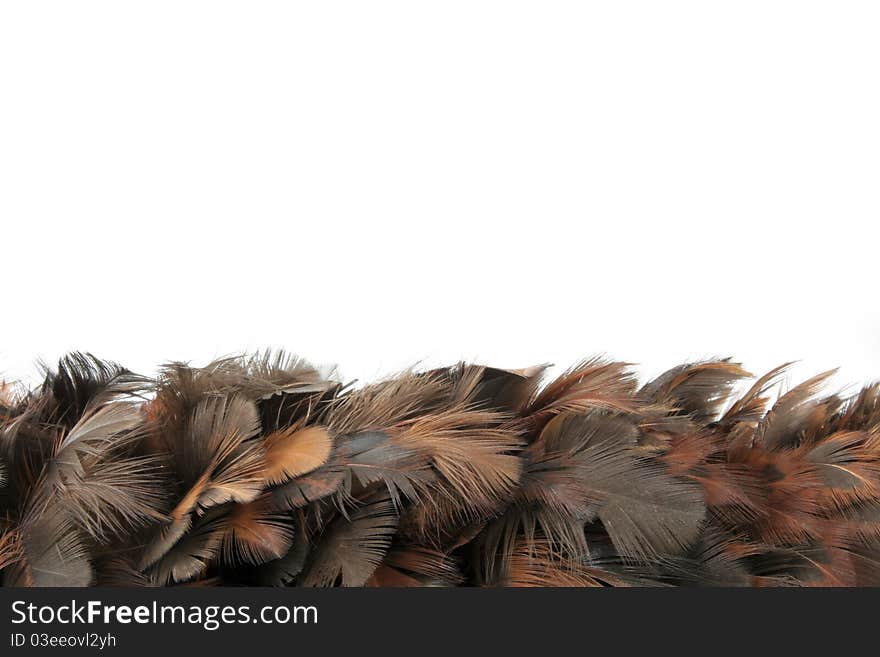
[721,363,793,427]
[395,409,523,517]
[4,491,93,587]
[529,413,706,561]
[40,353,150,428]
[300,494,399,587]
[138,394,264,569]
[49,403,144,482]
[524,358,638,431]
[759,370,837,450]
[262,425,333,486]
[640,360,750,421]
[806,431,880,505]
[366,546,462,587]
[56,454,167,540]
[256,521,311,586]
[95,558,156,587]
[218,496,295,565]
[179,394,265,510]
[146,511,225,585]
[270,430,434,510]
[0,528,23,573]
[499,538,613,587]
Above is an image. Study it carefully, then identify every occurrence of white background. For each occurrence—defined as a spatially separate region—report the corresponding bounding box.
[1,2,878,393]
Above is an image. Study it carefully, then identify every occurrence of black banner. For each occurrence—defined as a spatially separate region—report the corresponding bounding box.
[1,587,876,655]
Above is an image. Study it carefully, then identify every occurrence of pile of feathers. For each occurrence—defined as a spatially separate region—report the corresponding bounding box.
[1,351,879,587]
